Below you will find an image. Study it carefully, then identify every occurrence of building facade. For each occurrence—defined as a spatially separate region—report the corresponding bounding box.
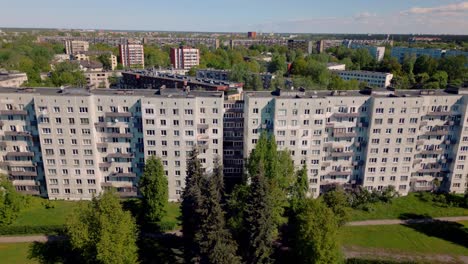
[391,47,468,63]
[331,70,393,88]
[1,87,468,201]
[343,41,385,62]
[170,47,200,70]
[287,39,314,54]
[64,40,89,55]
[0,72,28,88]
[119,43,145,68]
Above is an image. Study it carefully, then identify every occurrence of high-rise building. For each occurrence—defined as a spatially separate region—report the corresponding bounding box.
[64,40,89,55]
[343,40,386,62]
[247,32,257,39]
[391,47,468,63]
[119,42,145,68]
[287,39,314,54]
[170,46,200,70]
[1,87,468,201]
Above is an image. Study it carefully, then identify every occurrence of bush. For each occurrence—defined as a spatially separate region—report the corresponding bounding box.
[0,225,65,235]
[158,221,178,232]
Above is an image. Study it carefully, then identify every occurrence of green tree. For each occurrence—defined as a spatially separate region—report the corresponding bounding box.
[438,55,467,82]
[181,148,205,263]
[268,53,287,74]
[322,187,350,226]
[292,198,341,264]
[198,162,241,264]
[97,53,112,70]
[0,174,24,226]
[139,156,168,230]
[291,56,307,76]
[66,190,138,264]
[50,61,86,87]
[351,48,373,70]
[244,161,275,264]
[430,71,448,89]
[144,45,170,68]
[249,74,264,91]
[290,165,309,211]
[414,55,438,76]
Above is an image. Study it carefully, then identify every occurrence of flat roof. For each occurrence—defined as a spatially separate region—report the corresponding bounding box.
[0,87,223,98]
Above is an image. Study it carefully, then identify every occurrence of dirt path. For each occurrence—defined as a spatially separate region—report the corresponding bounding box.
[346,216,468,226]
[0,235,65,243]
[344,246,468,264]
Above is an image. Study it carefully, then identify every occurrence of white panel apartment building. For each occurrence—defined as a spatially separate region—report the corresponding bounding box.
[332,70,394,88]
[1,87,468,201]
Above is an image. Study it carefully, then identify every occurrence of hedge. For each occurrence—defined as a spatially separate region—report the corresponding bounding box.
[0,225,65,235]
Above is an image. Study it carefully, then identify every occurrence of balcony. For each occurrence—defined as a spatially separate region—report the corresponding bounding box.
[0,110,28,116]
[419,121,428,127]
[4,131,32,137]
[327,171,352,176]
[197,134,209,140]
[197,124,209,129]
[99,162,112,168]
[325,123,334,128]
[424,129,449,136]
[330,151,354,158]
[106,133,133,139]
[333,132,357,138]
[0,142,6,148]
[97,142,108,148]
[94,122,108,128]
[420,149,444,155]
[416,167,442,173]
[107,153,134,159]
[416,140,425,146]
[111,172,137,178]
[9,171,37,177]
[6,151,34,157]
[12,180,39,186]
[426,111,454,117]
[333,112,360,118]
[105,112,132,118]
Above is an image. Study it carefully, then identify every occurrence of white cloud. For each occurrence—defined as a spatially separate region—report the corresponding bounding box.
[354,12,377,21]
[401,2,468,15]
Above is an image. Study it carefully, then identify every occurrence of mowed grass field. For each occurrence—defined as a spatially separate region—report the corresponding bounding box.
[0,243,37,264]
[349,193,468,221]
[340,221,468,256]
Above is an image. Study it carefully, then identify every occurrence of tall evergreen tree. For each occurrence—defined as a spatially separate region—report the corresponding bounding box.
[292,199,341,264]
[198,162,241,264]
[139,155,168,229]
[244,161,275,264]
[290,165,309,211]
[181,148,205,263]
[66,190,138,264]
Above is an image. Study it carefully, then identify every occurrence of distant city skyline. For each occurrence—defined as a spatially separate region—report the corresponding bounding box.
[1,0,467,34]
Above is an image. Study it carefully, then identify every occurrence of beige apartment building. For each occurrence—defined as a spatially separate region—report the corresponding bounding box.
[119,43,145,68]
[64,40,89,55]
[1,86,467,201]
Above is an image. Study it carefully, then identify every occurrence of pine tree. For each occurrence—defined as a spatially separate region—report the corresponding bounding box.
[244,161,275,264]
[198,162,241,264]
[181,148,205,263]
[139,155,168,230]
[66,190,138,264]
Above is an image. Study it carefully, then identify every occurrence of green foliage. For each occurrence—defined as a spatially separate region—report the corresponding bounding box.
[0,174,24,226]
[351,48,374,70]
[96,53,112,70]
[66,190,138,264]
[50,61,86,87]
[414,55,438,75]
[268,53,287,74]
[0,224,64,235]
[438,55,467,82]
[144,45,170,68]
[292,198,341,264]
[322,187,350,227]
[139,156,168,230]
[244,161,275,264]
[198,162,241,264]
[181,149,205,263]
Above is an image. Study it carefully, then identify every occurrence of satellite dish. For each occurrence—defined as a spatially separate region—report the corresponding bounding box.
[114,118,118,123]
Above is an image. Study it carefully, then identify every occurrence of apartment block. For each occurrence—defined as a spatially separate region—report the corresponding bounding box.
[64,40,89,55]
[243,88,468,197]
[331,70,393,88]
[170,46,200,70]
[119,42,145,68]
[343,41,385,62]
[1,87,468,201]
[391,47,468,63]
[0,87,224,201]
[0,71,28,88]
[287,39,314,54]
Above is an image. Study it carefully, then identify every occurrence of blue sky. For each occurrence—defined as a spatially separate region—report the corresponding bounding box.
[1,0,467,34]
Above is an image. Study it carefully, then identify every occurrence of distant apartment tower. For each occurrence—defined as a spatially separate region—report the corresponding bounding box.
[343,40,385,62]
[247,32,257,39]
[391,47,468,63]
[119,42,145,68]
[64,40,89,55]
[170,46,200,70]
[288,39,314,54]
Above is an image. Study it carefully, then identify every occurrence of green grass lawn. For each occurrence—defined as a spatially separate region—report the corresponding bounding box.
[13,196,81,227]
[163,202,181,225]
[349,193,468,221]
[0,243,36,264]
[340,221,468,256]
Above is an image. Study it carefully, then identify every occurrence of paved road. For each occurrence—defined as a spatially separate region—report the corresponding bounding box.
[346,216,468,226]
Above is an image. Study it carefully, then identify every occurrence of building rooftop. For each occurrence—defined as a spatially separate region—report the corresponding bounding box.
[0,87,224,98]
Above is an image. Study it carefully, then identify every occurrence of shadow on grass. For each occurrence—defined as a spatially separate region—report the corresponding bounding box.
[138,233,184,264]
[399,213,468,248]
[28,239,83,264]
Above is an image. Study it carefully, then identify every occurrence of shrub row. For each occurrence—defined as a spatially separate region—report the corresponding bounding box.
[158,221,178,232]
[0,225,65,235]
